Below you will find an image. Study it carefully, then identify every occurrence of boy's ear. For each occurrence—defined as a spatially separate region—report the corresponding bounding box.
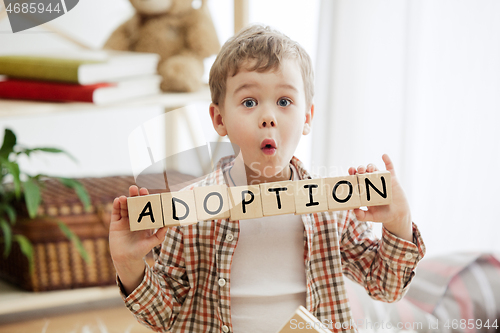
[302,104,314,135]
[209,103,228,137]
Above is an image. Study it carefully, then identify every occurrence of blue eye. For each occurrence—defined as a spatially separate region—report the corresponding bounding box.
[278,98,291,107]
[243,99,257,108]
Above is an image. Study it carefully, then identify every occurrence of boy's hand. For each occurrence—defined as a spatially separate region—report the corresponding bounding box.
[109,185,168,295]
[348,154,413,242]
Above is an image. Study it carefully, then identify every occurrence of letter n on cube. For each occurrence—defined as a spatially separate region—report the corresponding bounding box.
[357,171,392,207]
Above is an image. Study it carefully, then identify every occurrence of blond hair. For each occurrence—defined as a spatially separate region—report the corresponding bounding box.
[209,24,314,108]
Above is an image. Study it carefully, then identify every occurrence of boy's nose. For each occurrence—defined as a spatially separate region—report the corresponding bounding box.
[259,113,277,128]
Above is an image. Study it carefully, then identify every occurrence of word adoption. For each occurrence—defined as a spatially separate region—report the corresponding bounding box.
[127,171,392,231]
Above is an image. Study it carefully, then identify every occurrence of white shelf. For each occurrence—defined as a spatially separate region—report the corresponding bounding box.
[0,279,121,317]
[0,85,211,118]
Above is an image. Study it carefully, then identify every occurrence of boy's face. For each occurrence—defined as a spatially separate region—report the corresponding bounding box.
[210,59,314,181]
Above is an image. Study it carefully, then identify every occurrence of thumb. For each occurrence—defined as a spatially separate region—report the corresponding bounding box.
[148,227,168,248]
[353,208,373,222]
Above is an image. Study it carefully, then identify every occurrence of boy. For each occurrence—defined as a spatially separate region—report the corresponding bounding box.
[110,25,425,332]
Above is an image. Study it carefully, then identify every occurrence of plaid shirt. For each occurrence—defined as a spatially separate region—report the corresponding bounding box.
[119,155,426,333]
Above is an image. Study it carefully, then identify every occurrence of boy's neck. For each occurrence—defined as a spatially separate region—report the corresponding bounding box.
[228,155,292,186]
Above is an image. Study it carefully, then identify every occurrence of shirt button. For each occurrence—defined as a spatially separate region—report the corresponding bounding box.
[132,304,141,311]
[222,325,229,333]
[225,233,234,242]
[218,278,226,287]
[405,252,414,260]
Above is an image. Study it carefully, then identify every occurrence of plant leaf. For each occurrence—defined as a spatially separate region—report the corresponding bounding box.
[23,178,41,219]
[56,221,90,264]
[14,234,34,275]
[19,147,78,163]
[57,178,91,211]
[0,203,16,224]
[0,129,16,159]
[0,218,12,257]
[4,161,21,198]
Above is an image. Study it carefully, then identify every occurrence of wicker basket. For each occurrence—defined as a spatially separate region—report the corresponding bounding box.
[0,172,194,292]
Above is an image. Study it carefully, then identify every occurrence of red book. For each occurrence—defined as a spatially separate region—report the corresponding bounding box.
[0,75,161,104]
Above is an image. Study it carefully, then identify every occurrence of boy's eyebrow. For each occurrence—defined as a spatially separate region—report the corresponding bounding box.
[233,83,258,95]
[277,84,299,93]
[233,83,299,95]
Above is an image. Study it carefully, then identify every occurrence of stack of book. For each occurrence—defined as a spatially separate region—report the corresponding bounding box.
[0,50,162,105]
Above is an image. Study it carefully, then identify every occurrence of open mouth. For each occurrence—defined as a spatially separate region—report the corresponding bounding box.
[261,139,277,155]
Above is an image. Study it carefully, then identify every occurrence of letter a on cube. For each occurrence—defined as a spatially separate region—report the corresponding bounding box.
[294,178,329,215]
[228,185,263,221]
[161,191,198,227]
[357,171,392,207]
[325,175,362,211]
[194,185,231,221]
[127,194,164,231]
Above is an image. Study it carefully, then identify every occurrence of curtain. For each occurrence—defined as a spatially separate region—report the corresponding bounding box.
[313,0,500,256]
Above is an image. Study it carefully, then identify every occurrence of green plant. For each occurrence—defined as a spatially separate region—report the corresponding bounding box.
[0,128,91,272]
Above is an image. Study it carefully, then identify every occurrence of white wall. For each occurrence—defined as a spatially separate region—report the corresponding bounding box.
[0,0,319,178]
[403,1,500,257]
[313,0,500,256]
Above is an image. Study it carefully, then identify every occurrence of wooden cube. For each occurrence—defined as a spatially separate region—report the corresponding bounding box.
[228,185,264,221]
[194,185,231,221]
[325,175,362,211]
[294,178,328,215]
[127,194,164,231]
[260,181,296,216]
[161,190,198,227]
[357,171,392,207]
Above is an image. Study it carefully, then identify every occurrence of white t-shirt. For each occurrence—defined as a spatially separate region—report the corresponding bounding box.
[228,164,307,333]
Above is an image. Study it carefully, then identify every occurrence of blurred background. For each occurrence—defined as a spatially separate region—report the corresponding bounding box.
[0,0,499,259]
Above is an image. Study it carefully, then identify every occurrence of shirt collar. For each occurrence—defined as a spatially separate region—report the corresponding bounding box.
[209,155,313,186]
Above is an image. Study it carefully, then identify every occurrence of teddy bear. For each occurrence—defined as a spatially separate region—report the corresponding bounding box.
[103,0,220,92]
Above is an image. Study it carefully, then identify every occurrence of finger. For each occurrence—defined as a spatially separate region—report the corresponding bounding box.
[118,195,129,217]
[144,227,168,249]
[357,165,366,174]
[154,227,168,244]
[353,208,374,222]
[111,197,122,222]
[348,167,357,175]
[352,208,366,221]
[139,187,150,196]
[382,154,396,177]
[129,185,139,197]
[366,163,379,173]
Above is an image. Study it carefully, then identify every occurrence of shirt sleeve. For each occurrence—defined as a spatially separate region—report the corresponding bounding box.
[116,226,190,332]
[339,210,426,303]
